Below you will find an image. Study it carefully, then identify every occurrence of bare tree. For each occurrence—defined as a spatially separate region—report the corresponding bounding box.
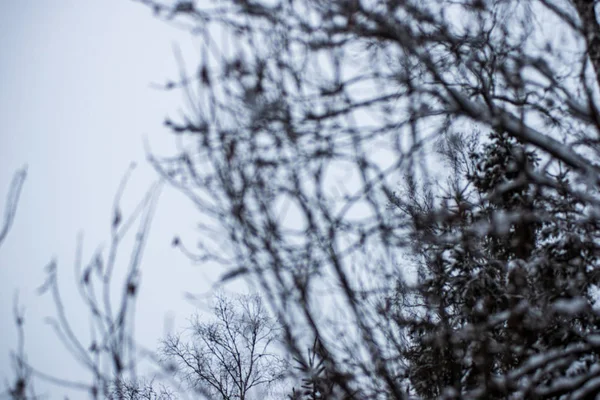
[161,293,285,400]
[134,0,600,398]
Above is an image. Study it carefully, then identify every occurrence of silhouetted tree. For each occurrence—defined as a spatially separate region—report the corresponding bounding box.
[137,0,600,397]
[161,293,285,400]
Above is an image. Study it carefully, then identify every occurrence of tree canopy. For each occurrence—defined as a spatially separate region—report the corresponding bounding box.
[139,0,600,397]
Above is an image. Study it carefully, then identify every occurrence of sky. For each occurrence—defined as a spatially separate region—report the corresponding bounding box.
[0,1,239,397]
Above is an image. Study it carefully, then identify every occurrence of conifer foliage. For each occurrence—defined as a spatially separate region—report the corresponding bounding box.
[288,338,336,400]
[400,131,600,398]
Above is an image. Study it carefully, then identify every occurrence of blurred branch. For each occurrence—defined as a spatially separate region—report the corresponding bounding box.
[12,168,164,399]
[3,293,35,400]
[0,166,27,249]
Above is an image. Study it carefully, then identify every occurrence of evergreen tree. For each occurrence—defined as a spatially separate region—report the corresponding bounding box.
[288,338,336,400]
[400,131,600,398]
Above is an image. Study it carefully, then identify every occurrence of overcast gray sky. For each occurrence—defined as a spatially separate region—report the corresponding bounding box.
[0,1,238,396]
